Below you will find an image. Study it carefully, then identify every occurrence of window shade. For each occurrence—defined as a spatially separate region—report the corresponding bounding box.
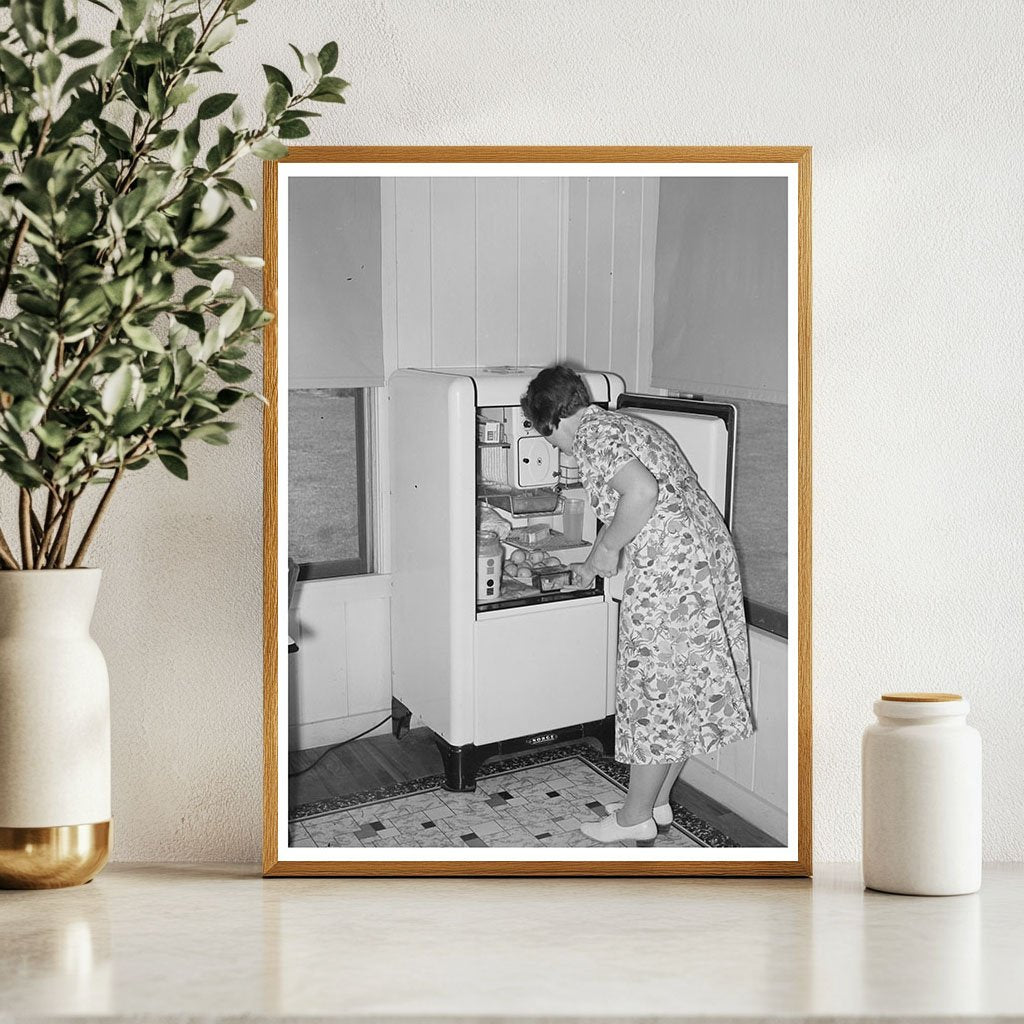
[287,177,384,388]
[651,177,787,403]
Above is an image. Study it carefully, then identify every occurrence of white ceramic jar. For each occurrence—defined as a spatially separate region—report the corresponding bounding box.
[862,692,981,896]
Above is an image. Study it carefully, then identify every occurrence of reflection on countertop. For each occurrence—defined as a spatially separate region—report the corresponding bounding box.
[1,863,1020,1019]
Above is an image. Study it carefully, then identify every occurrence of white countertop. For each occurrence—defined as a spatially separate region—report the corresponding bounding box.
[2,862,1021,1021]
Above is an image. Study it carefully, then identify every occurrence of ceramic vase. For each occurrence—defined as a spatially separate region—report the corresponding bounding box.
[0,569,111,888]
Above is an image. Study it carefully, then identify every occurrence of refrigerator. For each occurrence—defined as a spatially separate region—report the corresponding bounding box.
[389,366,736,790]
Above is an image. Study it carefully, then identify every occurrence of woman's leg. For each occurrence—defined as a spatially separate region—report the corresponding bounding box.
[655,761,686,807]
[617,764,673,826]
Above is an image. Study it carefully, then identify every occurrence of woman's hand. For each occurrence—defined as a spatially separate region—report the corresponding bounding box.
[573,539,620,587]
[589,539,621,578]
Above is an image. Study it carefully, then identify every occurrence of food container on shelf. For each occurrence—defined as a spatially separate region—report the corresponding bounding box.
[530,565,574,592]
[476,530,504,599]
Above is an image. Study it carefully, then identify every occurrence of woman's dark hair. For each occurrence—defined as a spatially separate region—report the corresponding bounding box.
[520,364,591,436]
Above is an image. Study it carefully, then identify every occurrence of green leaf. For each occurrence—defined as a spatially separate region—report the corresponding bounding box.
[250,137,287,161]
[0,49,33,87]
[173,26,196,65]
[277,120,310,140]
[41,0,66,33]
[264,81,288,118]
[132,42,168,66]
[166,82,199,107]
[181,365,206,391]
[210,268,234,294]
[34,421,70,449]
[123,321,164,353]
[226,0,257,11]
[158,452,188,479]
[0,456,46,487]
[214,362,251,384]
[101,365,133,414]
[121,0,153,33]
[182,284,211,309]
[317,41,339,75]
[149,128,177,149]
[9,399,45,432]
[0,346,30,371]
[218,295,246,339]
[203,15,236,53]
[215,388,247,408]
[198,91,237,119]
[112,405,151,435]
[189,422,231,445]
[10,2,45,52]
[96,44,128,81]
[262,64,292,95]
[309,88,346,104]
[38,51,63,86]
[63,38,104,58]
[318,76,349,93]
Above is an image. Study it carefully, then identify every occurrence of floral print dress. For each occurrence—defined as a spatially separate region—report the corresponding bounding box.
[572,404,754,764]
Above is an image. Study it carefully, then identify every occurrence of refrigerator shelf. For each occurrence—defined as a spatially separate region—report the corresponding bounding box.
[505,530,589,556]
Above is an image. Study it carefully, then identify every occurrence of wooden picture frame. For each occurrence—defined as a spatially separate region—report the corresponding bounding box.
[263,147,812,877]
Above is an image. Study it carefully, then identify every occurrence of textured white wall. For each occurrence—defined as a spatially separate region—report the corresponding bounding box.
[73,1,1023,862]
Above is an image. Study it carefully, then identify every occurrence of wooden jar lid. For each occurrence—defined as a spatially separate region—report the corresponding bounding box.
[881,692,962,702]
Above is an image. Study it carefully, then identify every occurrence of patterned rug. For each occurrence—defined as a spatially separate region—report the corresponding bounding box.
[289,742,738,850]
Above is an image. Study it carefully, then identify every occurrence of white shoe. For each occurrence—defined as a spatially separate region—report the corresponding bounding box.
[604,801,674,832]
[579,812,657,846]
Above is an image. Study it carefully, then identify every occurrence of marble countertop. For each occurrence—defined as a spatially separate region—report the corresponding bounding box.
[3,862,1021,1021]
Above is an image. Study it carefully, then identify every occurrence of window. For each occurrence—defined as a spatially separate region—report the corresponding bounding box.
[288,388,373,579]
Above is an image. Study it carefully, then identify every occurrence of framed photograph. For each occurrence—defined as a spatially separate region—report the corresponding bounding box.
[263,147,811,877]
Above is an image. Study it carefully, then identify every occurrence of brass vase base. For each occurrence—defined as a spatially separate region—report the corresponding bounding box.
[0,821,110,889]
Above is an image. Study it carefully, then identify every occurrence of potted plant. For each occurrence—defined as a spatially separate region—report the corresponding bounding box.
[0,0,344,887]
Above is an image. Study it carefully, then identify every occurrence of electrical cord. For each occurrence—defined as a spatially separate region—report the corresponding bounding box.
[288,714,396,778]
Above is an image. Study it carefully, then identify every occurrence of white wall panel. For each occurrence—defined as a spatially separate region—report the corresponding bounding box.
[476,178,519,366]
[564,178,658,392]
[344,597,393,717]
[609,179,644,391]
[430,178,477,367]
[289,582,349,727]
[517,177,561,365]
[564,178,589,366]
[636,179,660,393]
[749,627,789,809]
[394,178,433,369]
[583,178,615,371]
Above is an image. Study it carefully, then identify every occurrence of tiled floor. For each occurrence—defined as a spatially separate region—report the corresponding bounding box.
[290,753,706,849]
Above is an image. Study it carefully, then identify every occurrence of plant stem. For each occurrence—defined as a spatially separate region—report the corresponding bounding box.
[70,465,124,568]
[36,487,66,566]
[18,489,34,570]
[45,492,79,569]
[0,527,20,570]
[29,507,43,546]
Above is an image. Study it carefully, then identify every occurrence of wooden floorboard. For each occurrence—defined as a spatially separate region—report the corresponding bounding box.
[288,727,782,847]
